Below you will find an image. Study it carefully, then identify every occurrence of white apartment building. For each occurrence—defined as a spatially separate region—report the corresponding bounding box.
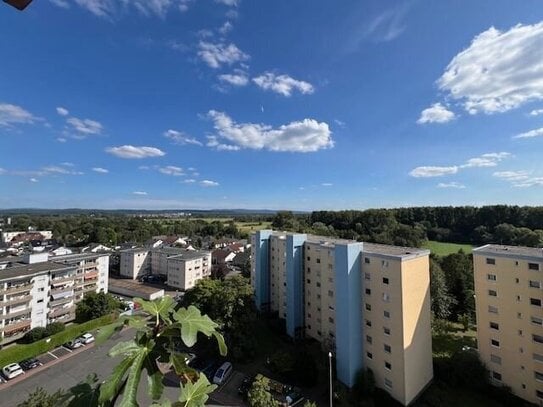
[119,248,150,280]
[0,252,109,346]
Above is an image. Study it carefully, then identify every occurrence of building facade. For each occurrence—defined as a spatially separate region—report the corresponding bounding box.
[0,252,109,346]
[473,244,543,405]
[119,248,151,280]
[251,230,433,406]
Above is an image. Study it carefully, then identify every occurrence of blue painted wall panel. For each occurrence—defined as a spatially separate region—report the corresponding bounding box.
[286,234,307,338]
[254,230,272,310]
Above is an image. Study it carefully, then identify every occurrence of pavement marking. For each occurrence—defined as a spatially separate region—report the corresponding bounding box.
[47,351,59,359]
[63,346,73,353]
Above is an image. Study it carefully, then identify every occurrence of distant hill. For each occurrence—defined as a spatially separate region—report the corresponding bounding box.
[0,208,307,216]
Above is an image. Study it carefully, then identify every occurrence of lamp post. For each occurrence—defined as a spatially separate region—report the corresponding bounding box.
[328,351,333,407]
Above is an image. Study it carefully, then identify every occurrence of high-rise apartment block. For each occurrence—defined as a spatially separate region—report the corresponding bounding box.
[473,244,543,405]
[251,230,433,406]
[0,252,109,346]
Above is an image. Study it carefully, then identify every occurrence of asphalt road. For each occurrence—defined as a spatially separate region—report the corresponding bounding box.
[0,328,243,406]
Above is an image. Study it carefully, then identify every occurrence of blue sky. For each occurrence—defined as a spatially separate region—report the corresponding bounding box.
[1,0,543,210]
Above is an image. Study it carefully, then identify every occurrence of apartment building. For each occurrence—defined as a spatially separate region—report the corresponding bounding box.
[0,252,109,346]
[119,247,211,290]
[473,244,543,405]
[251,230,433,406]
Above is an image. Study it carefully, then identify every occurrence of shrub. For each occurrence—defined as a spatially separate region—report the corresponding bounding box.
[44,322,65,337]
[21,327,48,344]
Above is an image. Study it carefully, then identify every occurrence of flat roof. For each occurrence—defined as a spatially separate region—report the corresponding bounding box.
[108,278,164,295]
[0,261,73,282]
[473,244,543,260]
[52,253,110,264]
[120,247,149,254]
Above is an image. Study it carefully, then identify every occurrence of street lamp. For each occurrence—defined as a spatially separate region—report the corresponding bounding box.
[328,351,333,407]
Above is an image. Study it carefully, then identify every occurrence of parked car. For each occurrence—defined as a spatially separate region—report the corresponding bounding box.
[212,362,233,385]
[78,333,95,344]
[20,358,42,371]
[64,339,83,349]
[2,363,24,380]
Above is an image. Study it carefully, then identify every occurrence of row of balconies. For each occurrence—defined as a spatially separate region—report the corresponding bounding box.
[0,283,33,295]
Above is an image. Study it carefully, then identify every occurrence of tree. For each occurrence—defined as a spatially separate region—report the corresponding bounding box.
[247,376,279,407]
[440,251,474,320]
[458,313,471,332]
[75,292,119,323]
[429,258,456,320]
[17,387,65,407]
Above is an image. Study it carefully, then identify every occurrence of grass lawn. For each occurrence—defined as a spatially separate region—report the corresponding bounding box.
[423,240,473,256]
[236,221,273,234]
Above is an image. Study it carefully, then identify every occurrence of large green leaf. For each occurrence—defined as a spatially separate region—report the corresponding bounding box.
[99,354,136,403]
[178,374,217,407]
[135,296,174,324]
[145,358,164,401]
[169,353,198,376]
[212,332,227,357]
[95,321,123,346]
[172,306,220,347]
[109,340,141,358]
[118,346,150,407]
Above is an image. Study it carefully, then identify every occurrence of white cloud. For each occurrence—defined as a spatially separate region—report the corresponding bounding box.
[200,180,219,187]
[57,137,67,143]
[417,103,456,124]
[438,22,543,114]
[0,168,6,175]
[164,129,202,146]
[334,119,346,128]
[182,179,196,184]
[56,106,69,116]
[66,117,103,136]
[252,73,314,97]
[461,152,511,168]
[133,191,148,195]
[49,0,70,8]
[321,183,333,187]
[513,127,543,139]
[138,165,150,170]
[494,170,543,188]
[0,103,38,127]
[219,21,233,35]
[41,165,84,175]
[215,0,238,6]
[74,0,113,17]
[409,166,459,178]
[61,162,75,167]
[106,145,166,159]
[159,166,184,176]
[218,71,249,87]
[207,110,333,153]
[92,167,109,174]
[198,41,249,68]
[30,178,39,183]
[437,182,466,189]
[529,108,543,116]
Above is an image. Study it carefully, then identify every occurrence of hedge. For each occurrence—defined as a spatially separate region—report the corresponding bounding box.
[0,313,117,368]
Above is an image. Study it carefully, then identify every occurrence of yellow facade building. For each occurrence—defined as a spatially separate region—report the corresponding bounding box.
[473,244,543,405]
[251,230,433,406]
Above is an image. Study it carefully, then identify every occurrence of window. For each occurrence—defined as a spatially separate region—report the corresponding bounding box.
[365,288,371,295]
[366,335,372,344]
[490,322,499,330]
[382,277,389,285]
[530,280,541,288]
[491,371,502,381]
[307,256,311,261]
[37,299,44,303]
[517,295,522,302]
[532,316,543,326]
[518,312,523,319]
[385,362,391,370]
[316,258,321,264]
[530,298,542,307]
[306,279,311,284]
[364,258,370,264]
[366,352,372,359]
[487,274,497,281]
[328,317,334,324]
[384,344,391,353]
[488,289,497,297]
[307,324,311,330]
[534,353,543,363]
[515,278,520,284]
[529,263,540,271]
[519,329,524,336]
[535,371,543,382]
[486,258,496,265]
[317,330,322,336]
[537,390,543,400]
[533,334,543,344]
[384,378,392,388]
[384,327,390,335]
[307,313,312,318]
[491,339,500,347]
[328,290,333,297]
[365,273,371,280]
[365,303,371,311]
[316,282,321,288]
[488,305,498,314]
[366,320,372,327]
[382,293,390,302]
[307,267,311,274]
[384,310,390,318]
[490,354,502,365]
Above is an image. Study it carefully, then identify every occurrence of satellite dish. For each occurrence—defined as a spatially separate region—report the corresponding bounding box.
[3,0,33,10]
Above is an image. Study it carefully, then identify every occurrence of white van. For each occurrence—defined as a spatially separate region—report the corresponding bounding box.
[212,362,233,385]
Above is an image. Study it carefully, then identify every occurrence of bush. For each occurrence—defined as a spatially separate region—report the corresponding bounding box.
[76,292,119,323]
[0,314,116,367]
[44,322,65,337]
[21,327,48,344]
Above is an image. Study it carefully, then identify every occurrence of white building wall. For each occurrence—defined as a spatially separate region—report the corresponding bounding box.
[31,274,49,328]
[97,255,109,293]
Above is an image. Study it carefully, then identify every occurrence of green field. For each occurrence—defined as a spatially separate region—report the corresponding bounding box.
[423,240,473,256]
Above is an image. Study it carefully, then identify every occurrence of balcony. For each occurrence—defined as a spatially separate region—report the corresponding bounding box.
[0,284,32,295]
[49,311,75,324]
[2,307,32,320]
[82,285,98,293]
[50,286,74,296]
[1,319,31,333]
[84,271,99,280]
[49,305,75,318]
[49,297,73,307]
[51,275,76,285]
[0,295,32,307]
